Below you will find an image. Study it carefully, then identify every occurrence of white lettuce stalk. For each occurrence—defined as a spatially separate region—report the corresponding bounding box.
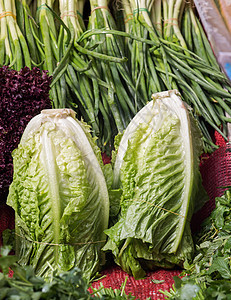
[104,90,208,279]
[7,109,110,280]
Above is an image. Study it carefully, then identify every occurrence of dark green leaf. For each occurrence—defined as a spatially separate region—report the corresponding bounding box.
[205,280,231,300]
[0,246,17,274]
[224,237,231,252]
[2,229,15,249]
[208,257,231,279]
[174,276,183,289]
[213,206,228,229]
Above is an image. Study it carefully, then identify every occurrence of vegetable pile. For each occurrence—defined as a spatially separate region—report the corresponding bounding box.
[4,90,208,285]
[2,187,231,298]
[0,66,52,203]
[1,0,231,152]
[1,0,231,298]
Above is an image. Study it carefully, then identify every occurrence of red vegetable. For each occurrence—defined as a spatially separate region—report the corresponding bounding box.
[0,66,52,202]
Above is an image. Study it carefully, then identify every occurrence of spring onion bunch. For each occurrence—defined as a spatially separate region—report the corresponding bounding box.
[15,0,41,67]
[86,0,146,138]
[151,0,231,150]
[56,0,102,142]
[35,0,64,108]
[122,0,177,101]
[57,0,125,148]
[48,0,141,149]
[0,0,31,69]
[180,2,231,138]
[118,0,231,152]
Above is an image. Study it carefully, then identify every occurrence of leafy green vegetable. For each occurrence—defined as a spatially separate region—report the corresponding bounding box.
[7,108,110,281]
[0,246,17,274]
[103,90,208,279]
[208,257,231,279]
[0,246,135,300]
[161,187,231,299]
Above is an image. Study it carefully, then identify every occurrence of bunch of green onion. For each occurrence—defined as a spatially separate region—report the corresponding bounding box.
[1,0,231,153]
[35,0,64,108]
[86,0,146,133]
[0,0,31,69]
[56,0,128,147]
[57,0,100,136]
[111,0,231,152]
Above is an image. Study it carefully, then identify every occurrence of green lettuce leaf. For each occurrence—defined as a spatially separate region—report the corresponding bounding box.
[103,90,208,279]
[7,109,110,280]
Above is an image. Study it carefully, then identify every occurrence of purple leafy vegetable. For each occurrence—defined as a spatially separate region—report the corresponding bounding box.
[0,66,52,203]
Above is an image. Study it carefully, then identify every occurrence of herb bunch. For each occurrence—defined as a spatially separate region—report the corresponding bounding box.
[161,187,231,299]
[0,246,136,300]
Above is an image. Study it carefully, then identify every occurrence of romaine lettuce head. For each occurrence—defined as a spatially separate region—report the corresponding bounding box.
[103,90,208,279]
[7,109,110,280]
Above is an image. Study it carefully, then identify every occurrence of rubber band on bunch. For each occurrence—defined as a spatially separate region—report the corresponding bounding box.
[163,18,178,27]
[153,22,162,32]
[0,11,16,20]
[61,10,83,20]
[15,232,106,246]
[91,6,110,14]
[124,13,133,24]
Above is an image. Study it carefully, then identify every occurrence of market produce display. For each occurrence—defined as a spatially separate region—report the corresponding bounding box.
[1,186,231,299]
[1,0,231,299]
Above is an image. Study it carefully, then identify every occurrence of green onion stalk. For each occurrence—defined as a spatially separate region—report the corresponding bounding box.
[15,0,42,67]
[128,0,181,91]
[74,0,86,31]
[0,0,31,69]
[185,2,231,137]
[86,0,145,139]
[111,0,126,33]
